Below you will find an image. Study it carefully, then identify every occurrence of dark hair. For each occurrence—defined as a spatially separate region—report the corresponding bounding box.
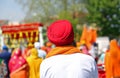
[72,40,77,47]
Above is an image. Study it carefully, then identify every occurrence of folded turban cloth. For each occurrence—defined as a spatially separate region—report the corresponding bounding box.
[47,20,74,46]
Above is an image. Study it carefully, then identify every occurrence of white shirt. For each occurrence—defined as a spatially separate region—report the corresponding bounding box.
[89,45,97,58]
[40,53,98,78]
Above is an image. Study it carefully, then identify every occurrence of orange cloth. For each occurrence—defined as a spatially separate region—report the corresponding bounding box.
[105,39,120,78]
[80,25,87,43]
[41,46,47,52]
[80,26,97,50]
[46,42,52,47]
[91,29,97,43]
[10,68,28,78]
[104,50,112,78]
[110,40,120,77]
[46,45,81,58]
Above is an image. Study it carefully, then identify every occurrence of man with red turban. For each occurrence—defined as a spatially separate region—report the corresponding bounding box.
[40,20,98,78]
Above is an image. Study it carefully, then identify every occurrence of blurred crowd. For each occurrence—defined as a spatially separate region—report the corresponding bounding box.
[0,20,120,78]
[0,41,53,78]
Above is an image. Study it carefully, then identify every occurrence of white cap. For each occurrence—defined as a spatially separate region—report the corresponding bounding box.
[34,42,41,49]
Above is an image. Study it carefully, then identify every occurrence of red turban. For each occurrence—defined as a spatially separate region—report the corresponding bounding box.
[47,20,74,46]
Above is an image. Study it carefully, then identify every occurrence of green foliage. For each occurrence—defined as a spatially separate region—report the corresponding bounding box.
[86,0,120,39]
[16,0,87,41]
[42,27,48,44]
[58,11,78,29]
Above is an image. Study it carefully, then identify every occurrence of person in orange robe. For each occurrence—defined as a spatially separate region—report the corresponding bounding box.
[110,39,120,78]
[105,39,120,78]
[80,26,97,50]
[104,48,112,78]
[80,25,88,43]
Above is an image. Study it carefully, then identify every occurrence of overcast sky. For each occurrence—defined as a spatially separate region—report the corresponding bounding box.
[0,0,26,22]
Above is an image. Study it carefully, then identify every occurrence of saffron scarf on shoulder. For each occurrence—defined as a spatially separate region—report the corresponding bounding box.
[46,45,81,58]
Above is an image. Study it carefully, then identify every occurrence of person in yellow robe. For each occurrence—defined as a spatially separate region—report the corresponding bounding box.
[26,48,43,78]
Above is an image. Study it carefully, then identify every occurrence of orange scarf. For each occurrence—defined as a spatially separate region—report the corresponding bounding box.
[46,45,81,58]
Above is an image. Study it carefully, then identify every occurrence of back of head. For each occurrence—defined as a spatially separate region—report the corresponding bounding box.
[34,42,41,49]
[2,45,8,51]
[47,20,74,46]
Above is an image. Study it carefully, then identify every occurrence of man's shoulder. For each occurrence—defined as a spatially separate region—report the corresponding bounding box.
[75,53,94,60]
[41,53,97,73]
[42,53,95,64]
[68,53,95,62]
